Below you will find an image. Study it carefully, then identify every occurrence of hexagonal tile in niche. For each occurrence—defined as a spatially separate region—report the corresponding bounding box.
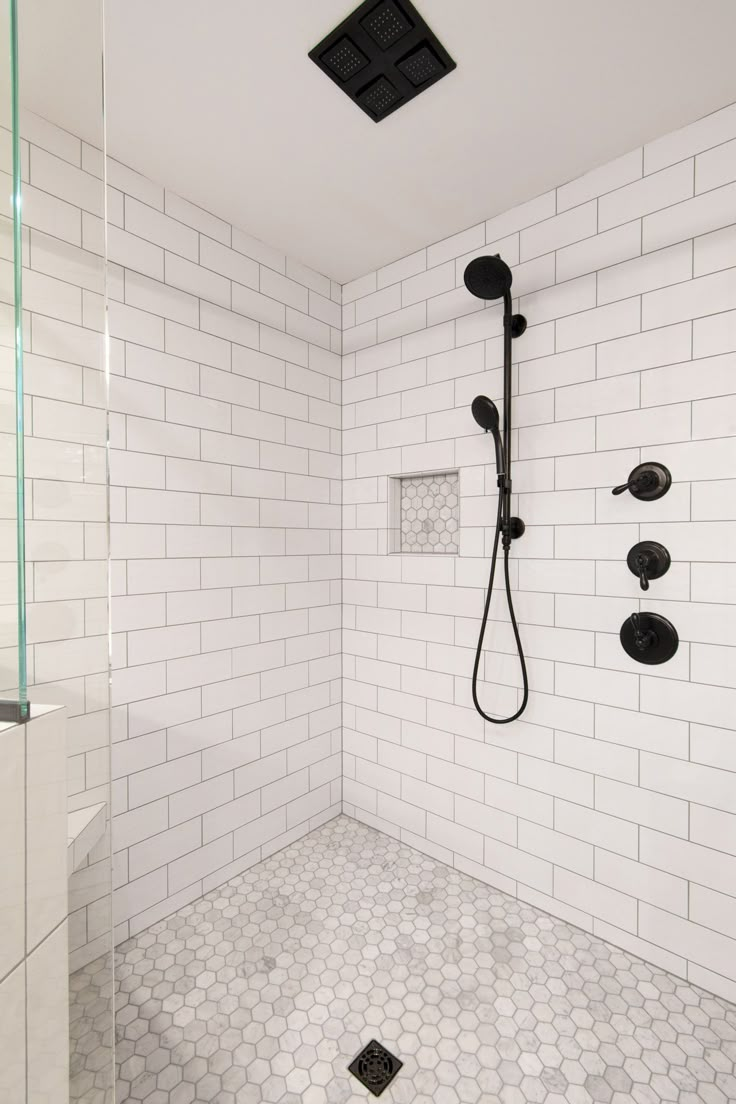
[399,471,459,553]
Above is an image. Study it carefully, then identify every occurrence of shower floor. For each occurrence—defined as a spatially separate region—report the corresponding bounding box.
[115,814,736,1104]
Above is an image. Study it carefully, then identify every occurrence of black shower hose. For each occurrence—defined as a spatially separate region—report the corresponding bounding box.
[471,490,529,724]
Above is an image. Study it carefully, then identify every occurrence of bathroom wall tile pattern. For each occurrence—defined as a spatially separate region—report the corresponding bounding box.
[105,155,344,949]
[341,100,736,1002]
[115,814,736,1104]
[1,112,343,965]
[400,472,459,553]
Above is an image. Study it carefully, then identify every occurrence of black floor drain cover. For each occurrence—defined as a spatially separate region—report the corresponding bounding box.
[348,1040,402,1096]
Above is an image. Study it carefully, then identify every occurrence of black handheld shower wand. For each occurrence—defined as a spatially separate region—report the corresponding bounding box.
[465,255,529,724]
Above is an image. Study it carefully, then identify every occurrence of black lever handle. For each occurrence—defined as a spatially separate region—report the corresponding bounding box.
[630,612,656,651]
[627,540,671,591]
[612,471,657,497]
[612,477,638,496]
[636,554,650,592]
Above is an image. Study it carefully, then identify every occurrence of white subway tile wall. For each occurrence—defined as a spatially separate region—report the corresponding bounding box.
[2,113,342,963]
[108,170,343,945]
[342,101,736,1002]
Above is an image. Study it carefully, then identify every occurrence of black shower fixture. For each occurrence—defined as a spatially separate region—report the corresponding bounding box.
[620,611,679,665]
[627,540,671,591]
[467,255,529,725]
[612,461,672,501]
[309,0,456,122]
[464,256,527,336]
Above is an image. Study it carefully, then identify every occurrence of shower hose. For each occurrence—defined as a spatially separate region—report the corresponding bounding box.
[471,490,529,724]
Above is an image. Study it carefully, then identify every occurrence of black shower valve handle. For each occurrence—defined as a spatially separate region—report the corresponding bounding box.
[612,477,636,496]
[635,554,650,592]
[612,471,656,496]
[630,612,655,651]
[611,462,672,501]
[627,540,671,591]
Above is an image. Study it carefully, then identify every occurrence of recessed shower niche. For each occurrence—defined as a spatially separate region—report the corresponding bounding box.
[389,471,459,553]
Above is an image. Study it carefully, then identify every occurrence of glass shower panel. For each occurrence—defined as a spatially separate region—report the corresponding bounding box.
[13,0,114,1099]
[0,0,28,718]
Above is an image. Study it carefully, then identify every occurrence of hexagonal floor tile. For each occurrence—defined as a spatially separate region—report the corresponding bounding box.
[113,815,736,1103]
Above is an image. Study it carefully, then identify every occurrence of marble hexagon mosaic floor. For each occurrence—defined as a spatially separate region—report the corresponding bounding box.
[115,815,736,1104]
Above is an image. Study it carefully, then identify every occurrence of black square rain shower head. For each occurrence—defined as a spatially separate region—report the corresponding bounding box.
[309,0,456,122]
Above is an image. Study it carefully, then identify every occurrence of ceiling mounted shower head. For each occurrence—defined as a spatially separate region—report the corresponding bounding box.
[471,395,500,432]
[309,0,456,122]
[463,255,513,301]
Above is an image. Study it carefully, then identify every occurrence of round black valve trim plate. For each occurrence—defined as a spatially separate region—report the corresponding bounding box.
[620,611,679,665]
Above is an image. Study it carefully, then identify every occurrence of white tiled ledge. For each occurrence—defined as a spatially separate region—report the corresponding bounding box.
[67,803,106,875]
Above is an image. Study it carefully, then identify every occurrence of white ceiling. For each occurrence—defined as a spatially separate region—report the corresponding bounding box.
[17,0,736,283]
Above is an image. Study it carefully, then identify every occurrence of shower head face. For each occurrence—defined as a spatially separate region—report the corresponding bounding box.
[471,395,500,433]
[463,255,513,301]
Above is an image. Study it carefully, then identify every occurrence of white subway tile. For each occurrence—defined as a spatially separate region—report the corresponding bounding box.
[521,275,596,326]
[165,252,230,309]
[598,241,692,305]
[597,321,691,378]
[598,161,693,230]
[125,197,198,260]
[696,135,736,191]
[642,266,736,329]
[694,224,736,278]
[597,850,688,916]
[556,374,639,420]
[518,820,593,877]
[557,296,640,351]
[557,221,642,284]
[521,201,597,262]
[596,778,688,837]
[641,751,736,814]
[555,868,637,931]
[554,801,638,859]
[641,675,736,730]
[596,403,691,450]
[644,181,736,254]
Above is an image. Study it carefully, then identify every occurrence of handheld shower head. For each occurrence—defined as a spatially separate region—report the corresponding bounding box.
[471,394,500,432]
[471,395,505,474]
[463,254,513,301]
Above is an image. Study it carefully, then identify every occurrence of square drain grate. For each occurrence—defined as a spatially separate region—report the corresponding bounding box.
[348,1040,403,1097]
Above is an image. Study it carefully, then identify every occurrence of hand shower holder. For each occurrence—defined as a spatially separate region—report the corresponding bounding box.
[509,313,527,338]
